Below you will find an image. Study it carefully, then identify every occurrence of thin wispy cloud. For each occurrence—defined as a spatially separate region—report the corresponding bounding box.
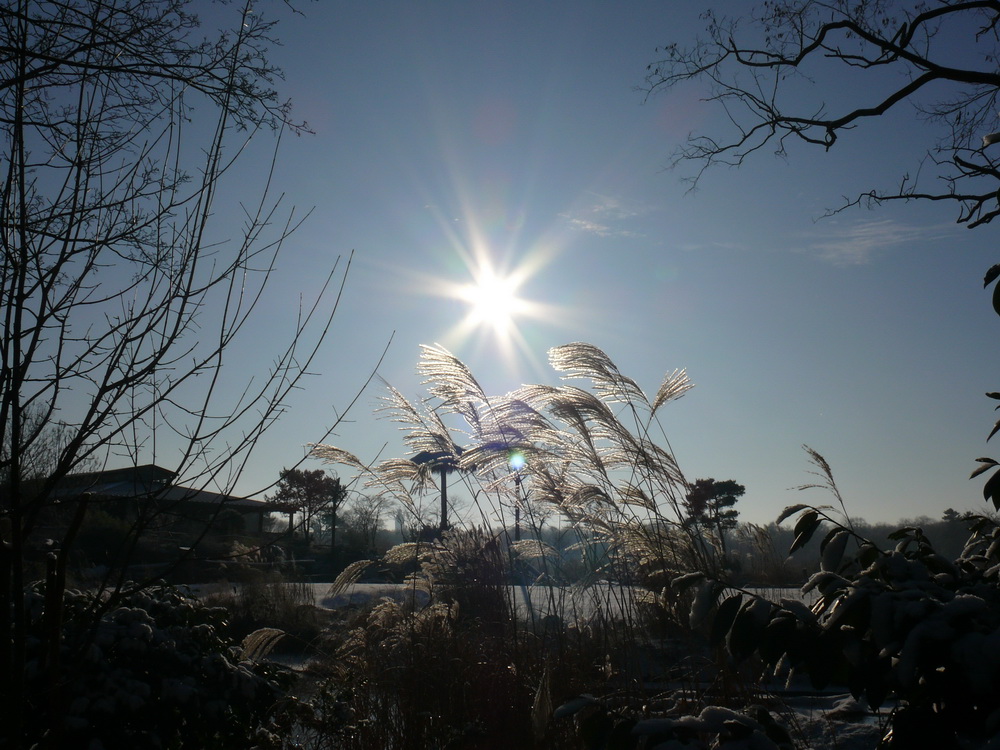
[676,240,748,253]
[804,218,960,265]
[561,193,652,238]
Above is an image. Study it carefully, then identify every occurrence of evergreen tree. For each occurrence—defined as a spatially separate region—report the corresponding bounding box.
[269,468,346,546]
[684,478,745,554]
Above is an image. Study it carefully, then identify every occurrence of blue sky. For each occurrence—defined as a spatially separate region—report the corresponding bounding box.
[189,1,1000,526]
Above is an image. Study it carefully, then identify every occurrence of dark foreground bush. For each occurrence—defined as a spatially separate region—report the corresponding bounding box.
[694,491,1000,749]
[18,583,296,749]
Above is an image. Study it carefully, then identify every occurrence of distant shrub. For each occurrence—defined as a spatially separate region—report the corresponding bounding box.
[72,508,133,567]
[206,577,321,648]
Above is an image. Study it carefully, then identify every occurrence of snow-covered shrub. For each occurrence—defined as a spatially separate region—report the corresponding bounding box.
[696,490,1000,749]
[20,583,295,749]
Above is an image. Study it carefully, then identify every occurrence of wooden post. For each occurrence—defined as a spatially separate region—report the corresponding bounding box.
[439,466,448,532]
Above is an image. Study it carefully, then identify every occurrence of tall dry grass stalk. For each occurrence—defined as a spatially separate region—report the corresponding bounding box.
[304,343,749,747]
[311,343,719,588]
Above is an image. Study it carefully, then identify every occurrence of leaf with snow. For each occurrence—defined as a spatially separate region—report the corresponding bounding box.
[689,579,721,629]
[710,593,743,646]
[553,695,599,719]
[671,571,706,590]
[821,528,850,572]
[779,598,817,625]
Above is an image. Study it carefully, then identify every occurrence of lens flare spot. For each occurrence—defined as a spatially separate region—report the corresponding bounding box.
[508,449,526,471]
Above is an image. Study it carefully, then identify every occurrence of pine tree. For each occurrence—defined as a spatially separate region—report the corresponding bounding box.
[684,478,745,554]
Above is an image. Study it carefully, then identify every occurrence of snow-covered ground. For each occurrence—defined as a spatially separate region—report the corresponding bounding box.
[195,582,882,747]
[783,694,883,750]
[306,583,882,748]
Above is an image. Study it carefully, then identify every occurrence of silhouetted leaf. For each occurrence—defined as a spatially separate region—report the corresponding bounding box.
[793,509,820,535]
[989,420,1000,441]
[985,264,1000,288]
[710,594,743,647]
[858,542,880,568]
[728,598,771,661]
[972,458,1000,479]
[984,470,1000,511]
[758,616,796,664]
[992,281,1000,317]
[777,503,810,525]
[789,510,820,554]
[987,392,1000,400]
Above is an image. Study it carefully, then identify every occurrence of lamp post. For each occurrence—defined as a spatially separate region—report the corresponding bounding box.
[410,447,463,533]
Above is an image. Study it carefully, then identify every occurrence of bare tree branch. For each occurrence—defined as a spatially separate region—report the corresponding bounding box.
[643,0,1000,221]
[0,2,350,742]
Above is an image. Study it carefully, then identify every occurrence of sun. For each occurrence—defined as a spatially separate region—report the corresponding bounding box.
[430,239,577,376]
[433,255,560,373]
[459,268,526,334]
[391,196,578,377]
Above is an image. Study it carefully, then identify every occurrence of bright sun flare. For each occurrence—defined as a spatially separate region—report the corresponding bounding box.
[459,270,525,334]
[406,208,572,374]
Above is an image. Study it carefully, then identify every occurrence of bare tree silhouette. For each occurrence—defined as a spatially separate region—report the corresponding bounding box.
[0,2,356,742]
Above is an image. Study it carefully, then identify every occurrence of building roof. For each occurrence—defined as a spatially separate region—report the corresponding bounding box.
[55,463,174,497]
[52,464,293,513]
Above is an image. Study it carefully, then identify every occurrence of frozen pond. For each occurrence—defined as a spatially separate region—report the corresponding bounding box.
[316,582,646,622]
[194,582,811,624]
[192,582,810,622]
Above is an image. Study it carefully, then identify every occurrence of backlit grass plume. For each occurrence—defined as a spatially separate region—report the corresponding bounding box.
[311,342,719,583]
